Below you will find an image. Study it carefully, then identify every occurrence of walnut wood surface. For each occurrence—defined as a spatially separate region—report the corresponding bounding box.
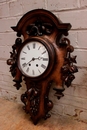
[7,9,78,124]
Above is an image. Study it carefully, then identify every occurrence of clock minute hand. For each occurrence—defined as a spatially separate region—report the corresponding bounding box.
[26,58,35,65]
[26,57,42,66]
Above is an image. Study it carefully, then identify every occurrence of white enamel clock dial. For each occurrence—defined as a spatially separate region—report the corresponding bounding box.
[18,41,49,77]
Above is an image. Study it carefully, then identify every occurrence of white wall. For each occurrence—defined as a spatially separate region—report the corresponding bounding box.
[0,0,87,123]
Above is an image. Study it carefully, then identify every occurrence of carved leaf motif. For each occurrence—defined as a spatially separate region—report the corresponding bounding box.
[7,38,22,90]
[14,82,22,90]
[61,38,78,89]
[26,19,53,36]
[7,9,78,124]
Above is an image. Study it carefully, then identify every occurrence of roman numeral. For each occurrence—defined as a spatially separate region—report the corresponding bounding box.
[43,58,48,61]
[41,64,46,69]
[22,63,26,68]
[38,46,41,50]
[23,51,27,54]
[33,43,35,49]
[32,70,35,75]
[42,50,46,55]
[26,67,29,72]
[38,69,41,73]
[21,57,25,60]
[27,45,30,50]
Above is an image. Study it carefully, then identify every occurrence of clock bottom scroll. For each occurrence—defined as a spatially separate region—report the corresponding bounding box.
[21,82,53,124]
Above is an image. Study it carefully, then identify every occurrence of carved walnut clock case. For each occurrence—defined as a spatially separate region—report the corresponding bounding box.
[7,9,78,124]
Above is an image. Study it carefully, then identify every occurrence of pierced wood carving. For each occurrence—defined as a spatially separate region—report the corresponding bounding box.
[7,9,78,124]
[26,19,53,36]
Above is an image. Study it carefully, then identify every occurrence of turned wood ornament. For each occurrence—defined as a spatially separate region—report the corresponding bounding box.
[7,9,78,124]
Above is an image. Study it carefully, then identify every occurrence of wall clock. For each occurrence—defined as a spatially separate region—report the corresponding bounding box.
[7,9,78,124]
[17,37,55,79]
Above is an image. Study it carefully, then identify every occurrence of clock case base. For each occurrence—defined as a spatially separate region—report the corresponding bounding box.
[7,9,78,124]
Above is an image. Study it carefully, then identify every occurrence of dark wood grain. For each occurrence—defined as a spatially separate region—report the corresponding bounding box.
[7,9,78,124]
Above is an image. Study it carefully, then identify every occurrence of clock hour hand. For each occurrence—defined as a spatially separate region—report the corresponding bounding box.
[38,57,48,61]
[34,57,48,61]
[34,57,42,60]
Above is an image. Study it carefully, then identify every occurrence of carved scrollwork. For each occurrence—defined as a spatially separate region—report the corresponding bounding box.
[61,38,78,88]
[21,80,53,121]
[29,87,40,116]
[7,9,78,124]
[21,83,40,116]
[26,19,53,36]
[7,38,22,90]
[53,38,78,99]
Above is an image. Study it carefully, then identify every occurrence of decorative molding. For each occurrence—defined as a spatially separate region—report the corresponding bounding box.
[7,9,78,124]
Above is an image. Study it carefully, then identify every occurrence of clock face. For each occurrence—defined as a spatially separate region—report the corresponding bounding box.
[18,40,49,78]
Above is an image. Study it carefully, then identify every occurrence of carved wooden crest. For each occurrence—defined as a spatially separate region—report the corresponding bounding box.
[7,9,78,124]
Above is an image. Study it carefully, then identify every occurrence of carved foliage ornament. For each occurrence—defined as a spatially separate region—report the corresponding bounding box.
[7,9,78,124]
